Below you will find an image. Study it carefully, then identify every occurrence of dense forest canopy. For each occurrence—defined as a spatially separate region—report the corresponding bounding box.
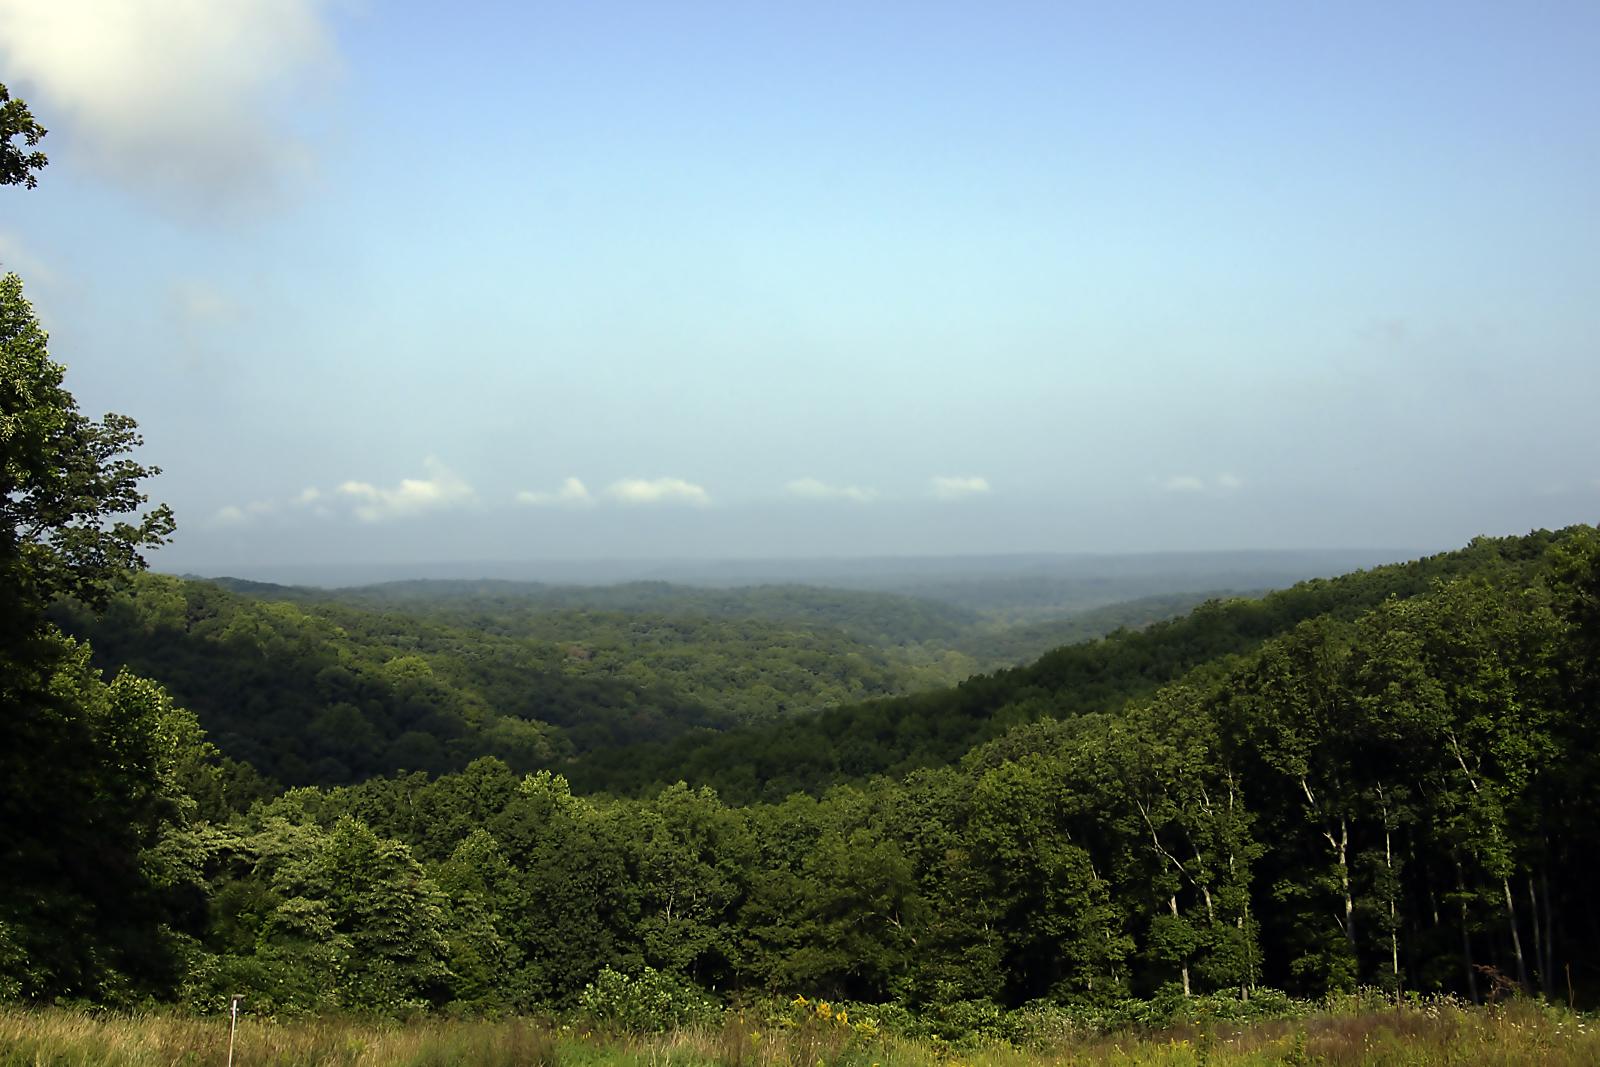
[7,79,1600,1036]
[48,571,1236,788]
[182,526,1599,1015]
[565,534,1562,802]
[13,482,1600,1013]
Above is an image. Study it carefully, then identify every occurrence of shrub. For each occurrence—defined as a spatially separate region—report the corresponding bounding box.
[576,966,720,1033]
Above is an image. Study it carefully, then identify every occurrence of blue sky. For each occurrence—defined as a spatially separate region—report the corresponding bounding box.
[2,1,1597,572]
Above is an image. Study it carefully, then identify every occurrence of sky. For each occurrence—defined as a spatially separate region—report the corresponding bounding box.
[2,0,1597,574]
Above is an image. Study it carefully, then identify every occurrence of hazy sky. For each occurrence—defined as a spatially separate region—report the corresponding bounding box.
[3,1,1597,572]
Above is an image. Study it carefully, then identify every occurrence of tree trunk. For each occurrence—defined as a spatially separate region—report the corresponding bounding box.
[1504,878,1530,992]
[1170,893,1191,997]
[1457,858,1478,1003]
[1192,847,1216,924]
[1387,824,1399,990]
[1540,870,1555,996]
[1378,786,1399,992]
[1527,875,1546,996]
[1241,901,1255,998]
[1337,818,1355,962]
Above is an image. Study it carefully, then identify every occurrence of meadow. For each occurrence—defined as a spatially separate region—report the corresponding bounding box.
[2,997,1595,1067]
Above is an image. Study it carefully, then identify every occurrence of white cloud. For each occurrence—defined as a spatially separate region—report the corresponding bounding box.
[0,0,340,219]
[1161,473,1244,494]
[517,477,595,507]
[294,486,332,516]
[785,477,877,503]
[336,458,475,522]
[606,477,711,507]
[210,499,274,526]
[209,463,472,527]
[930,475,990,501]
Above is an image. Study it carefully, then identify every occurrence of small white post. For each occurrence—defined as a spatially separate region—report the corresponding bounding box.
[226,994,243,1067]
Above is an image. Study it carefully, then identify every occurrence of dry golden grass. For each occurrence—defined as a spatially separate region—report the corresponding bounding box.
[0,999,1594,1066]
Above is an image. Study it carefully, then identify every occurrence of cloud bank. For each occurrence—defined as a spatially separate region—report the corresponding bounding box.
[216,468,715,525]
[0,0,340,219]
[209,459,475,527]
[517,477,595,507]
[785,477,877,503]
[337,459,475,522]
[930,475,990,501]
[605,477,711,506]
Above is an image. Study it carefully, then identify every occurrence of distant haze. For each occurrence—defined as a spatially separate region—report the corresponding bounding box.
[2,2,1596,571]
[182,548,1412,595]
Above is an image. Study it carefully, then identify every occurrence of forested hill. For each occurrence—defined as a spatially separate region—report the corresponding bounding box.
[568,530,1575,801]
[210,578,984,647]
[210,523,1600,1012]
[213,573,1261,678]
[50,572,1232,789]
[51,532,1573,803]
[16,520,1600,1011]
[49,574,958,787]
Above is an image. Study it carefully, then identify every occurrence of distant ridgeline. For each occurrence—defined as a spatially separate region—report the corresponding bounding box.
[17,526,1600,1017]
[563,531,1562,800]
[49,571,1228,788]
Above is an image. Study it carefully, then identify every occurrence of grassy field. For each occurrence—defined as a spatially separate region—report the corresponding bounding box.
[1,999,1595,1066]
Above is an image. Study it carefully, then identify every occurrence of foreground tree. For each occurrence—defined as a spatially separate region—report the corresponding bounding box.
[1,273,175,629]
[0,652,205,1000]
[0,82,47,189]
[2,113,187,997]
[0,276,190,998]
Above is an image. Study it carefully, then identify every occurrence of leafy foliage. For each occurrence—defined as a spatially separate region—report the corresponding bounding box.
[571,535,1554,801]
[578,965,720,1032]
[1,274,174,624]
[51,572,980,786]
[156,526,1595,1016]
[15,524,1600,1017]
[0,268,193,1003]
[0,83,47,189]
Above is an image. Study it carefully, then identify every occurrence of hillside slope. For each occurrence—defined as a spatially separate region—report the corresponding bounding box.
[569,531,1573,800]
[51,574,949,786]
[243,524,1600,1008]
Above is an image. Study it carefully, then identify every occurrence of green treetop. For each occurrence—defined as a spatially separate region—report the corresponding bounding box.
[0,83,47,189]
[1,273,175,629]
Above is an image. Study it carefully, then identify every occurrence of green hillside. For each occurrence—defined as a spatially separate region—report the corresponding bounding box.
[17,515,1600,1011]
[52,569,1249,788]
[136,524,1598,1013]
[568,531,1563,801]
[229,577,985,647]
[49,573,970,787]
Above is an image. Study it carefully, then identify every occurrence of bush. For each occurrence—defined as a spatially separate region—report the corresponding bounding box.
[999,988,1310,1042]
[576,966,720,1033]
